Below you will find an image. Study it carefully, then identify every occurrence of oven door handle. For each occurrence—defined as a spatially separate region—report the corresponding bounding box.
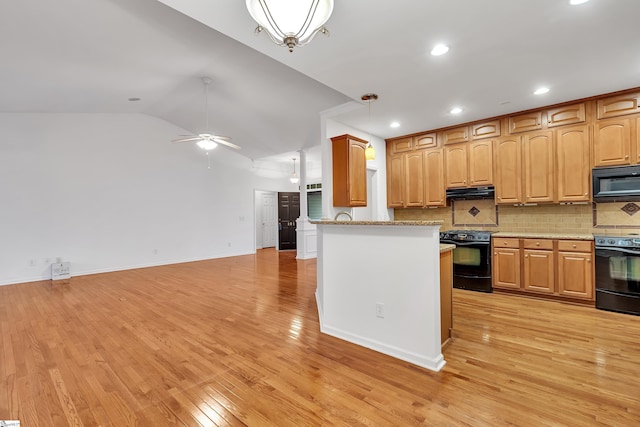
[596,247,640,255]
[441,240,490,246]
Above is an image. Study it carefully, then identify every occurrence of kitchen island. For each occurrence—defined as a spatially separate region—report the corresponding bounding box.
[312,219,446,372]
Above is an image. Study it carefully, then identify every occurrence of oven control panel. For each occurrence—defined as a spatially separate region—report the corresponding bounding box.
[595,236,640,248]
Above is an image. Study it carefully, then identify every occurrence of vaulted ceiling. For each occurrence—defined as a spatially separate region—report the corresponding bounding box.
[1,0,639,162]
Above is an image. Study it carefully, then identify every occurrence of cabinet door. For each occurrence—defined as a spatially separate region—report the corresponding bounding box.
[594,118,632,167]
[471,120,501,140]
[469,140,493,186]
[509,111,542,134]
[414,133,437,149]
[557,252,594,300]
[387,154,404,208]
[547,103,586,128]
[348,140,367,206]
[597,92,640,119]
[523,249,555,294]
[389,136,413,154]
[405,151,425,207]
[523,131,554,203]
[444,144,469,188]
[442,126,469,145]
[556,125,591,202]
[494,136,522,204]
[493,248,521,289]
[637,117,640,164]
[424,149,445,207]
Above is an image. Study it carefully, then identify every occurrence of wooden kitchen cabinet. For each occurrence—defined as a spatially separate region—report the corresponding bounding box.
[444,143,468,188]
[331,134,367,207]
[445,140,493,188]
[523,131,554,203]
[424,148,445,207]
[471,120,501,140]
[556,125,591,202]
[494,136,523,204]
[442,126,469,145]
[557,240,594,300]
[405,151,425,207]
[492,237,595,302]
[509,111,543,134]
[388,136,413,154]
[493,241,521,290]
[597,92,640,119]
[386,153,404,208]
[414,132,437,149]
[440,249,453,345]
[523,239,555,294]
[547,103,586,128]
[594,117,633,167]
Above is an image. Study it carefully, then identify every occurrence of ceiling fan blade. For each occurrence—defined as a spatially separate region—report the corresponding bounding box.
[216,139,241,150]
[171,136,202,143]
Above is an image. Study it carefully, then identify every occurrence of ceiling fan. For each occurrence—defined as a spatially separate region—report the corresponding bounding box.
[172,77,241,152]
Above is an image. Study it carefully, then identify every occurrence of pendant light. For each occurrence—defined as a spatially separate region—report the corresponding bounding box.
[290,158,300,183]
[361,93,378,161]
[246,0,334,52]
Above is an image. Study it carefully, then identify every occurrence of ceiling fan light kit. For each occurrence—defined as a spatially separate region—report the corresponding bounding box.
[171,77,240,155]
[246,0,334,52]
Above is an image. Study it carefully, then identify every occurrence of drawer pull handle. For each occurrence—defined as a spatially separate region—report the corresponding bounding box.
[572,244,577,248]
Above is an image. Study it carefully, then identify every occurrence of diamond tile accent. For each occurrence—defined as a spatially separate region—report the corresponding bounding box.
[621,202,640,216]
[468,206,480,217]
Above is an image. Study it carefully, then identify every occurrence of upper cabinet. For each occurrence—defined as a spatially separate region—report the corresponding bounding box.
[594,117,632,167]
[414,132,437,149]
[547,103,586,128]
[444,139,493,189]
[331,134,367,207]
[424,149,445,207]
[494,136,523,204]
[471,120,501,140]
[509,112,542,134]
[597,92,640,119]
[386,153,405,208]
[556,125,591,202]
[389,136,413,154]
[523,131,554,203]
[441,126,469,145]
[442,120,501,145]
[444,143,468,188]
[385,146,445,208]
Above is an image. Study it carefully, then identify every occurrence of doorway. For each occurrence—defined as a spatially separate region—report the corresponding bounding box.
[278,192,300,250]
[256,191,277,249]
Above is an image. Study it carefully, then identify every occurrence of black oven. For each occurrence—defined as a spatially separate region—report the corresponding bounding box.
[595,236,640,315]
[440,230,493,293]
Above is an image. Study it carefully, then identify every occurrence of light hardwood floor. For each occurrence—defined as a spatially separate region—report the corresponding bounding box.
[1,249,639,426]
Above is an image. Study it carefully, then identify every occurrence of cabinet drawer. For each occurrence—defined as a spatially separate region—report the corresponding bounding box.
[547,103,586,128]
[523,239,553,250]
[493,238,519,249]
[557,240,592,252]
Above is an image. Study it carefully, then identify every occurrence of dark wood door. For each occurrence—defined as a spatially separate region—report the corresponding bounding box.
[278,192,300,250]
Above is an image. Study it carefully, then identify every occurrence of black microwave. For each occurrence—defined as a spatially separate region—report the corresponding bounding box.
[592,165,640,202]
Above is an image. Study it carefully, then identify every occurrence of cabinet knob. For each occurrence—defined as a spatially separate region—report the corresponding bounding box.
[573,244,577,248]
[494,252,497,255]
[525,255,529,258]
[498,197,501,200]
[587,259,591,263]
[536,242,540,246]
[625,155,629,159]
[584,193,588,196]
[504,242,508,245]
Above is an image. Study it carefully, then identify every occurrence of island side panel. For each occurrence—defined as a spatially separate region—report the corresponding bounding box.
[316,223,444,371]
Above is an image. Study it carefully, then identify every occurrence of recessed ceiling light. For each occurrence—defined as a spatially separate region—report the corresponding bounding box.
[430,44,450,56]
[450,107,463,114]
[534,87,550,95]
[569,0,589,5]
[390,121,400,128]
[128,97,141,102]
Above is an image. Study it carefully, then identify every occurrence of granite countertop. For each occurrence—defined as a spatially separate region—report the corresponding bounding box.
[311,220,444,226]
[440,243,456,253]
[492,231,594,240]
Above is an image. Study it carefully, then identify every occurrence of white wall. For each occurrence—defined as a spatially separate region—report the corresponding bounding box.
[0,113,257,285]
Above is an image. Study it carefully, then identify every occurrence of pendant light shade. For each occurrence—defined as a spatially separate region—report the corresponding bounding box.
[290,158,300,184]
[246,0,334,52]
[361,93,378,161]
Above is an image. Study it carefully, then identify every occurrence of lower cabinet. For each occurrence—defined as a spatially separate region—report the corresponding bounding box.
[440,249,453,346]
[492,237,594,302]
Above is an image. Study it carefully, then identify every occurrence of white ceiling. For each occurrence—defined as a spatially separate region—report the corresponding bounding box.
[2,0,640,163]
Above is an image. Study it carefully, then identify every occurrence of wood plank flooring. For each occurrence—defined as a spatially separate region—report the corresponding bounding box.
[1,248,639,426]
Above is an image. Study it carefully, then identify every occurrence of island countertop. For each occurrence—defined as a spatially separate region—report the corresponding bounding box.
[311,220,444,226]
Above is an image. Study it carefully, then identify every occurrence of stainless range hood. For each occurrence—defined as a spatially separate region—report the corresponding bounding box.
[445,186,495,200]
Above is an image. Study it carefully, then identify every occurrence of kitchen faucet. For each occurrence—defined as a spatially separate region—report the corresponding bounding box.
[334,211,352,221]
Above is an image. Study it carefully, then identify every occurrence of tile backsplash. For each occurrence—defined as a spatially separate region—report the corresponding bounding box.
[394,202,640,236]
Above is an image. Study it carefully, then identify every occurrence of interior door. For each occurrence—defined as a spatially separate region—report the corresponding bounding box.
[261,192,277,248]
[278,192,300,250]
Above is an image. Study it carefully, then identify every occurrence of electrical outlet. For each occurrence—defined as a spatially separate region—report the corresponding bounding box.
[376,303,385,318]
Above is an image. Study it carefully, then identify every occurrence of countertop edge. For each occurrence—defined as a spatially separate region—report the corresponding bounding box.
[311,220,444,226]
[439,243,456,253]
[492,232,594,240]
